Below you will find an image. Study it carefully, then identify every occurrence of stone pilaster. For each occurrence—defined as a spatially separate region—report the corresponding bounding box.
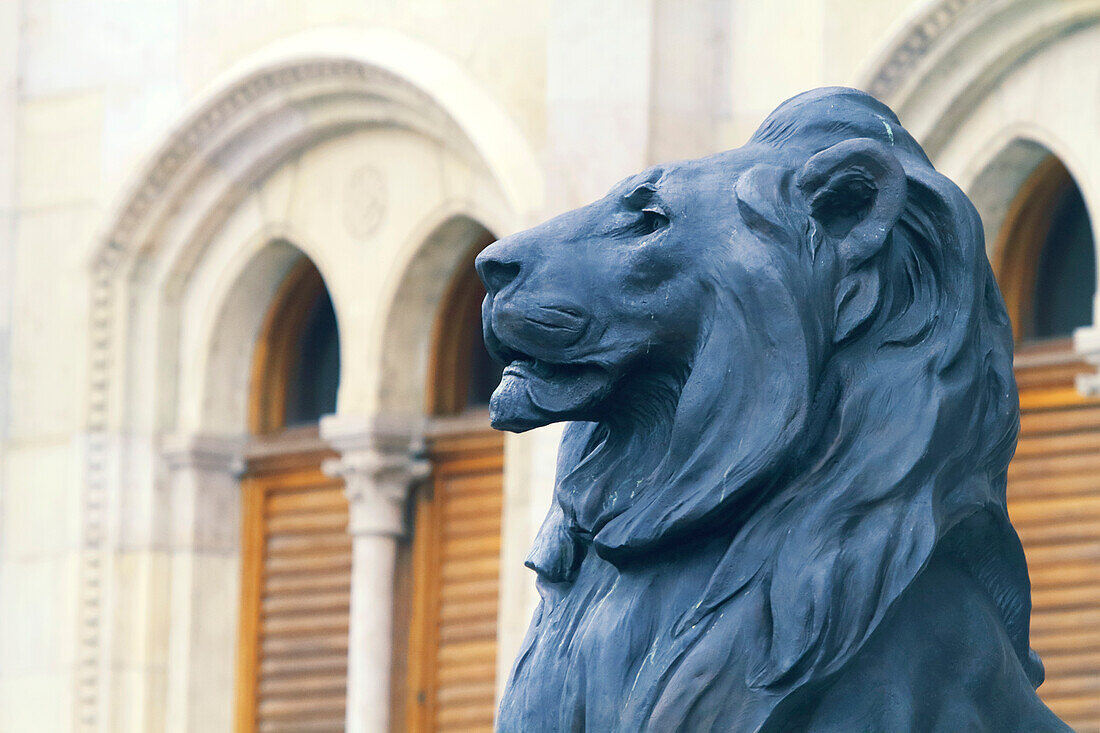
[159,433,246,733]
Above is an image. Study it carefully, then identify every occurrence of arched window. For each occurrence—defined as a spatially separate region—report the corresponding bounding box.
[237,253,350,733]
[995,156,1096,342]
[250,256,341,433]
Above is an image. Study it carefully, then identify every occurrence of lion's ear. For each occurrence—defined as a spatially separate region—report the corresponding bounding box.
[795,137,906,266]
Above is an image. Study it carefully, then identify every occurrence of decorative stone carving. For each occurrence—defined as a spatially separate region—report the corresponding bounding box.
[864,0,981,100]
[321,415,429,536]
[343,164,387,240]
[477,88,1069,731]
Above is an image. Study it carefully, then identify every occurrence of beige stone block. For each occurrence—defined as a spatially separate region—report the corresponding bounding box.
[164,552,239,733]
[730,0,827,120]
[0,671,73,733]
[0,553,78,674]
[18,91,103,209]
[9,204,96,441]
[21,0,177,97]
[2,440,81,558]
[110,550,172,669]
[110,666,168,733]
[823,0,924,84]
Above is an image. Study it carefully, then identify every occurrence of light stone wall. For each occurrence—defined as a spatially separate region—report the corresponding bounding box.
[3,1,1099,731]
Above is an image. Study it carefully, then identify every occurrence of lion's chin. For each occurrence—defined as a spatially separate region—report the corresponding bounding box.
[489,360,611,432]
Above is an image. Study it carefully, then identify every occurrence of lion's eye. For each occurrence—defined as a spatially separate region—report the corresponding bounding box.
[637,208,669,236]
[618,207,668,239]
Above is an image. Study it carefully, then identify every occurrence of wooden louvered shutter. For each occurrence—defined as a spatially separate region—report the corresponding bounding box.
[1011,341,1100,730]
[236,442,351,733]
[407,428,505,733]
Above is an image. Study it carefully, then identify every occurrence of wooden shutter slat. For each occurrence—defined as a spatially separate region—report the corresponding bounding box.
[1006,472,1100,500]
[264,572,349,595]
[257,693,346,719]
[261,612,350,637]
[265,512,347,534]
[1009,493,1100,524]
[265,552,352,576]
[1024,541,1100,567]
[1009,450,1100,477]
[260,673,346,697]
[1016,517,1100,547]
[1020,405,1100,434]
[266,489,347,514]
[441,556,500,582]
[263,590,351,616]
[1009,351,1100,732]
[436,661,497,686]
[440,578,499,603]
[1033,584,1100,611]
[444,514,504,539]
[440,598,500,623]
[260,655,347,679]
[266,534,351,556]
[259,721,344,733]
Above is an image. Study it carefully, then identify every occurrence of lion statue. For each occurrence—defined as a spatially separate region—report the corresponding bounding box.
[476,88,1068,732]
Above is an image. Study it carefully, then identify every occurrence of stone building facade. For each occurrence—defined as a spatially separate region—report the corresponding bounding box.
[1,1,1099,731]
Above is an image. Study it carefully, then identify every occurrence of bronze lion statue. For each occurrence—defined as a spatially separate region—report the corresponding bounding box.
[476,88,1069,732]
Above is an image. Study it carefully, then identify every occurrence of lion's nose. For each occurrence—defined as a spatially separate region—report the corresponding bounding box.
[476,241,523,296]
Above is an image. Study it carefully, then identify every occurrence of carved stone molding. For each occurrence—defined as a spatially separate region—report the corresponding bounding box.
[320,414,429,536]
[865,0,982,100]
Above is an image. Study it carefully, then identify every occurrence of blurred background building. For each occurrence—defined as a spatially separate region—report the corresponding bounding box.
[0,1,1099,731]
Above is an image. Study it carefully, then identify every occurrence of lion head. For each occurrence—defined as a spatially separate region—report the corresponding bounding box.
[478,87,1041,690]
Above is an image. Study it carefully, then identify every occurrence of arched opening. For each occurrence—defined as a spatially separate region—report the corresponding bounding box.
[248,257,342,434]
[235,253,350,733]
[992,155,1100,724]
[994,156,1096,343]
[404,229,505,733]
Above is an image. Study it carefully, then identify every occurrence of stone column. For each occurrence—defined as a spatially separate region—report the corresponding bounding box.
[1075,324,1100,396]
[320,415,427,733]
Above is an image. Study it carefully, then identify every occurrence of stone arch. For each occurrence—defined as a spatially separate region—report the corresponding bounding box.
[79,28,542,733]
[194,236,324,435]
[967,136,1066,259]
[858,0,1100,157]
[969,140,1096,340]
[373,210,498,416]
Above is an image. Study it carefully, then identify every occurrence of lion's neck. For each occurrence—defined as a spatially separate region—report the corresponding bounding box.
[557,367,684,537]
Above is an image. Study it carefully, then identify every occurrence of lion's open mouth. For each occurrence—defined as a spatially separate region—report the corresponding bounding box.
[490,353,612,432]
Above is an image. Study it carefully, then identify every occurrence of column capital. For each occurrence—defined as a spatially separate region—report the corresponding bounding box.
[320,414,429,537]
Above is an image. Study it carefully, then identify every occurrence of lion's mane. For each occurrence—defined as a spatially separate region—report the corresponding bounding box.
[527,88,1040,704]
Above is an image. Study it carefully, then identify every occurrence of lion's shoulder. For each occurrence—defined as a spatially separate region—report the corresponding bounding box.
[775,552,1070,732]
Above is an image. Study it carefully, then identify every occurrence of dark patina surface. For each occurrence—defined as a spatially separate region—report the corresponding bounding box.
[476,87,1070,732]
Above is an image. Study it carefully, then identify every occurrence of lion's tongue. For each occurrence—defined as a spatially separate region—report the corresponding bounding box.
[524,363,609,414]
